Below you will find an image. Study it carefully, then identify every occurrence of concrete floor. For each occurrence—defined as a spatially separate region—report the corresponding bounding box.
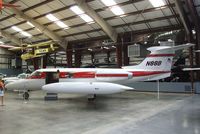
[0,91,199,134]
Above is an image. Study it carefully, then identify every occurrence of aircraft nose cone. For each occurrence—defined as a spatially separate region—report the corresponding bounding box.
[5,82,15,90]
[5,80,25,91]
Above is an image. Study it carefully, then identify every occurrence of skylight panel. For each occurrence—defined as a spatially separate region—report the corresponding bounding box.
[70,5,94,24]
[70,5,84,15]
[12,26,22,32]
[46,14,59,22]
[21,31,32,37]
[12,26,32,37]
[27,21,35,27]
[79,14,94,23]
[101,0,116,6]
[149,0,165,7]
[100,0,125,16]
[110,6,125,16]
[55,21,69,29]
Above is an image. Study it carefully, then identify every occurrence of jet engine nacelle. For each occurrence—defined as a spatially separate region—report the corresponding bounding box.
[42,82,133,94]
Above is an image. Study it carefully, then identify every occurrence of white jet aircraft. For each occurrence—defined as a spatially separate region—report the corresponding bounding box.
[6,43,194,100]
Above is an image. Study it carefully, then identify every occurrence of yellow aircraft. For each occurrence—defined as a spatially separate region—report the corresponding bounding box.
[9,41,59,60]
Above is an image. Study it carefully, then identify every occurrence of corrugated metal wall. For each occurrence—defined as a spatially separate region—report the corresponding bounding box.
[0,48,13,69]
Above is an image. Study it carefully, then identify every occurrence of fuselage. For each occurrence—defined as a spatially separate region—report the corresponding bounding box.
[5,68,170,91]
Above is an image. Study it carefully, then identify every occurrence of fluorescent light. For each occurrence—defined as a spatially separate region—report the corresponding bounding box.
[101,0,116,6]
[192,30,196,34]
[70,5,84,15]
[149,0,165,7]
[55,21,69,29]
[79,14,94,23]
[110,6,124,16]
[21,31,32,37]
[0,41,3,44]
[46,14,59,22]
[88,48,92,51]
[12,26,22,32]
[36,28,42,32]
[27,21,34,27]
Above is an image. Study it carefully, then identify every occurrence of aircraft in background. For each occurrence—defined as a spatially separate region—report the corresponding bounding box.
[0,0,20,11]
[6,43,194,100]
[9,41,59,60]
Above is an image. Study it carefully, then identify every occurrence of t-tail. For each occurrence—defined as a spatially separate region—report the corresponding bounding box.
[123,43,194,81]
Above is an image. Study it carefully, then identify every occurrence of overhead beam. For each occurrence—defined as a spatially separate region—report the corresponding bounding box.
[0,30,21,46]
[69,25,183,44]
[10,8,67,49]
[74,0,118,42]
[175,0,191,34]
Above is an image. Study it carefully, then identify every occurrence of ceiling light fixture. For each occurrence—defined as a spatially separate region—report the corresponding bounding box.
[79,14,94,23]
[70,5,84,15]
[27,21,35,27]
[21,31,32,37]
[110,6,124,16]
[55,21,69,29]
[70,5,94,24]
[46,14,59,22]
[100,0,116,6]
[100,0,125,16]
[0,41,4,44]
[149,0,165,7]
[12,26,32,37]
[12,26,22,32]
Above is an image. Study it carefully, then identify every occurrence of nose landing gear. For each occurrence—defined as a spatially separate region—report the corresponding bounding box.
[23,91,30,100]
[87,94,96,101]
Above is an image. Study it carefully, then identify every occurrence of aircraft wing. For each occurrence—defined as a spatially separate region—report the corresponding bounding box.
[8,47,23,51]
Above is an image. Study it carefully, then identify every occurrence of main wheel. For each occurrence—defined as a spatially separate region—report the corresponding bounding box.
[87,94,96,101]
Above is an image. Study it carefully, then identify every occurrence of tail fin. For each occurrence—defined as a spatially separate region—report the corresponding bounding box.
[123,43,194,72]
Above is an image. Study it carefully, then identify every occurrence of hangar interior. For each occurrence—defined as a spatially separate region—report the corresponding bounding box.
[0,0,200,134]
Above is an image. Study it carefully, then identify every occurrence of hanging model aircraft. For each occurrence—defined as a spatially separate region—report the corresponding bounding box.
[9,41,59,60]
[5,43,194,100]
[0,0,20,11]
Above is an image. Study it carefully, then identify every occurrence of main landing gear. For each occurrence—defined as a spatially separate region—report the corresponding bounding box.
[87,94,96,101]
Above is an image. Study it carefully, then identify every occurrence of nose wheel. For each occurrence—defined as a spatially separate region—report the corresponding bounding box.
[23,91,29,100]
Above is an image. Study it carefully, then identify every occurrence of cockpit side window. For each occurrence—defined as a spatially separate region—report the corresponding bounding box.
[28,71,46,79]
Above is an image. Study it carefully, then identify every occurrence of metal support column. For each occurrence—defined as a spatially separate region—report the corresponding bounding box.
[123,33,131,66]
[75,48,82,68]
[116,36,122,68]
[186,0,200,81]
[66,44,73,68]
[32,58,39,70]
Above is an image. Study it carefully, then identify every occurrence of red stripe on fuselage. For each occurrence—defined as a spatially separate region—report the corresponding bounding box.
[147,54,175,57]
[131,71,170,77]
[73,72,96,78]
[96,74,128,77]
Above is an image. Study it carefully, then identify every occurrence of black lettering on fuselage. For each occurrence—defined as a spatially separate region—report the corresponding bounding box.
[146,61,162,66]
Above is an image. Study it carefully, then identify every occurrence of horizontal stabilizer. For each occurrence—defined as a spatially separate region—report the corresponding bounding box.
[147,43,195,53]
[183,68,200,71]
